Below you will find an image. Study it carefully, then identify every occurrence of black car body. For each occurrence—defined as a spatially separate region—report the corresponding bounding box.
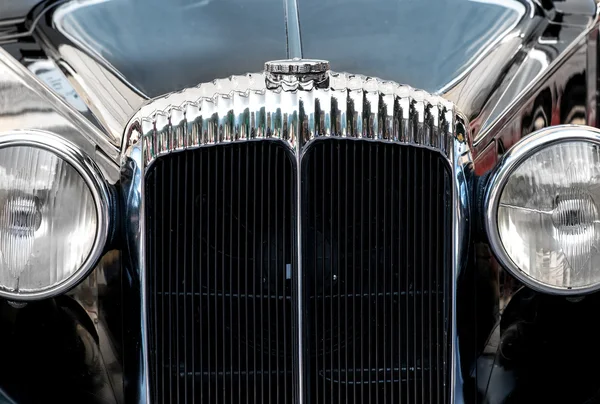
[0,0,599,403]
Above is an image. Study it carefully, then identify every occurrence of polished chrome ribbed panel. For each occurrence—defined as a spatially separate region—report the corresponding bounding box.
[127,65,456,168]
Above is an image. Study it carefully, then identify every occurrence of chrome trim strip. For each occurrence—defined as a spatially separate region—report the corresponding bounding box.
[464,7,599,149]
[484,124,600,296]
[452,116,472,404]
[123,59,472,403]
[39,0,148,145]
[0,47,119,161]
[0,0,69,42]
[0,130,111,301]
[586,25,598,128]
[122,124,151,403]
[294,134,305,404]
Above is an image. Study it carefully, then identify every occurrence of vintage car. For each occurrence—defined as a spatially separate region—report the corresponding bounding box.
[0,0,599,403]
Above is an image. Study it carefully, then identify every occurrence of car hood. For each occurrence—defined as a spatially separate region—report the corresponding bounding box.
[52,0,525,98]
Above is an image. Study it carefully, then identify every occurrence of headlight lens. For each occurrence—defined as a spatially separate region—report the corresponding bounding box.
[0,132,109,300]
[486,125,600,294]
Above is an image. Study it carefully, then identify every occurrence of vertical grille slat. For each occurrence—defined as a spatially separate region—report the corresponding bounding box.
[252,144,258,404]
[176,152,181,404]
[351,142,357,403]
[382,145,388,404]
[198,151,204,402]
[244,145,250,404]
[183,151,189,404]
[169,158,174,404]
[146,141,295,404]
[420,146,425,404]
[251,145,257,404]
[427,151,433,403]
[236,146,242,404]
[229,146,235,404]
[367,143,373,403]
[436,156,441,404]
[344,142,350,403]
[337,143,342,403]
[389,146,395,404]
[259,144,264,403]
[403,144,416,403]
[283,147,289,404]
[190,151,196,402]
[360,144,365,402]
[330,144,336,404]
[222,146,228,404]
[321,144,326,404]
[396,145,401,400]
[303,139,452,404]
[209,149,214,403]
[274,147,280,404]
[411,146,417,404]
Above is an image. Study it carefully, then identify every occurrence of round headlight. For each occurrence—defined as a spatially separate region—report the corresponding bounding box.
[485,125,600,295]
[0,131,110,300]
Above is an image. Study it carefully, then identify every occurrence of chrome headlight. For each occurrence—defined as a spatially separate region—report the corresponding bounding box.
[0,130,110,300]
[485,125,600,295]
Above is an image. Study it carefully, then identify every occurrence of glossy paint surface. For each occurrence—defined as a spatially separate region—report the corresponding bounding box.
[0,297,116,404]
[0,0,598,403]
[299,0,524,92]
[52,0,523,96]
[52,0,288,98]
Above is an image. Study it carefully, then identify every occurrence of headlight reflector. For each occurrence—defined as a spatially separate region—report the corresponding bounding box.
[0,131,109,300]
[486,126,600,294]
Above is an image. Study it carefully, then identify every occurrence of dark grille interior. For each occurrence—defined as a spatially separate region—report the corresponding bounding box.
[145,141,295,404]
[145,138,453,404]
[302,140,452,403]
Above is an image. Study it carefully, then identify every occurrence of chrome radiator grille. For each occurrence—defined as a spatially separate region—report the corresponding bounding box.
[303,140,452,403]
[144,139,452,404]
[145,142,295,403]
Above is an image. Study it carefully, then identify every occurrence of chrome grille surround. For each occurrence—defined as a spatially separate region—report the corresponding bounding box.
[127,62,458,169]
[120,59,472,404]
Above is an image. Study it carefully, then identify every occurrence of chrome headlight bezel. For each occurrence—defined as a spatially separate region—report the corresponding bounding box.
[0,130,110,301]
[485,125,600,295]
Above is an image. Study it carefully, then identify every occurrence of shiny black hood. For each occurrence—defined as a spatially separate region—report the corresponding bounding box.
[53,0,524,98]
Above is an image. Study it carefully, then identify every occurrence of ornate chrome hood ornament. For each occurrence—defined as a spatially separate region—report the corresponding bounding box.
[264,58,330,91]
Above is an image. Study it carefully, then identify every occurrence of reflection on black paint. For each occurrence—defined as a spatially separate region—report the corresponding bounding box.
[498,291,600,404]
[0,297,114,404]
